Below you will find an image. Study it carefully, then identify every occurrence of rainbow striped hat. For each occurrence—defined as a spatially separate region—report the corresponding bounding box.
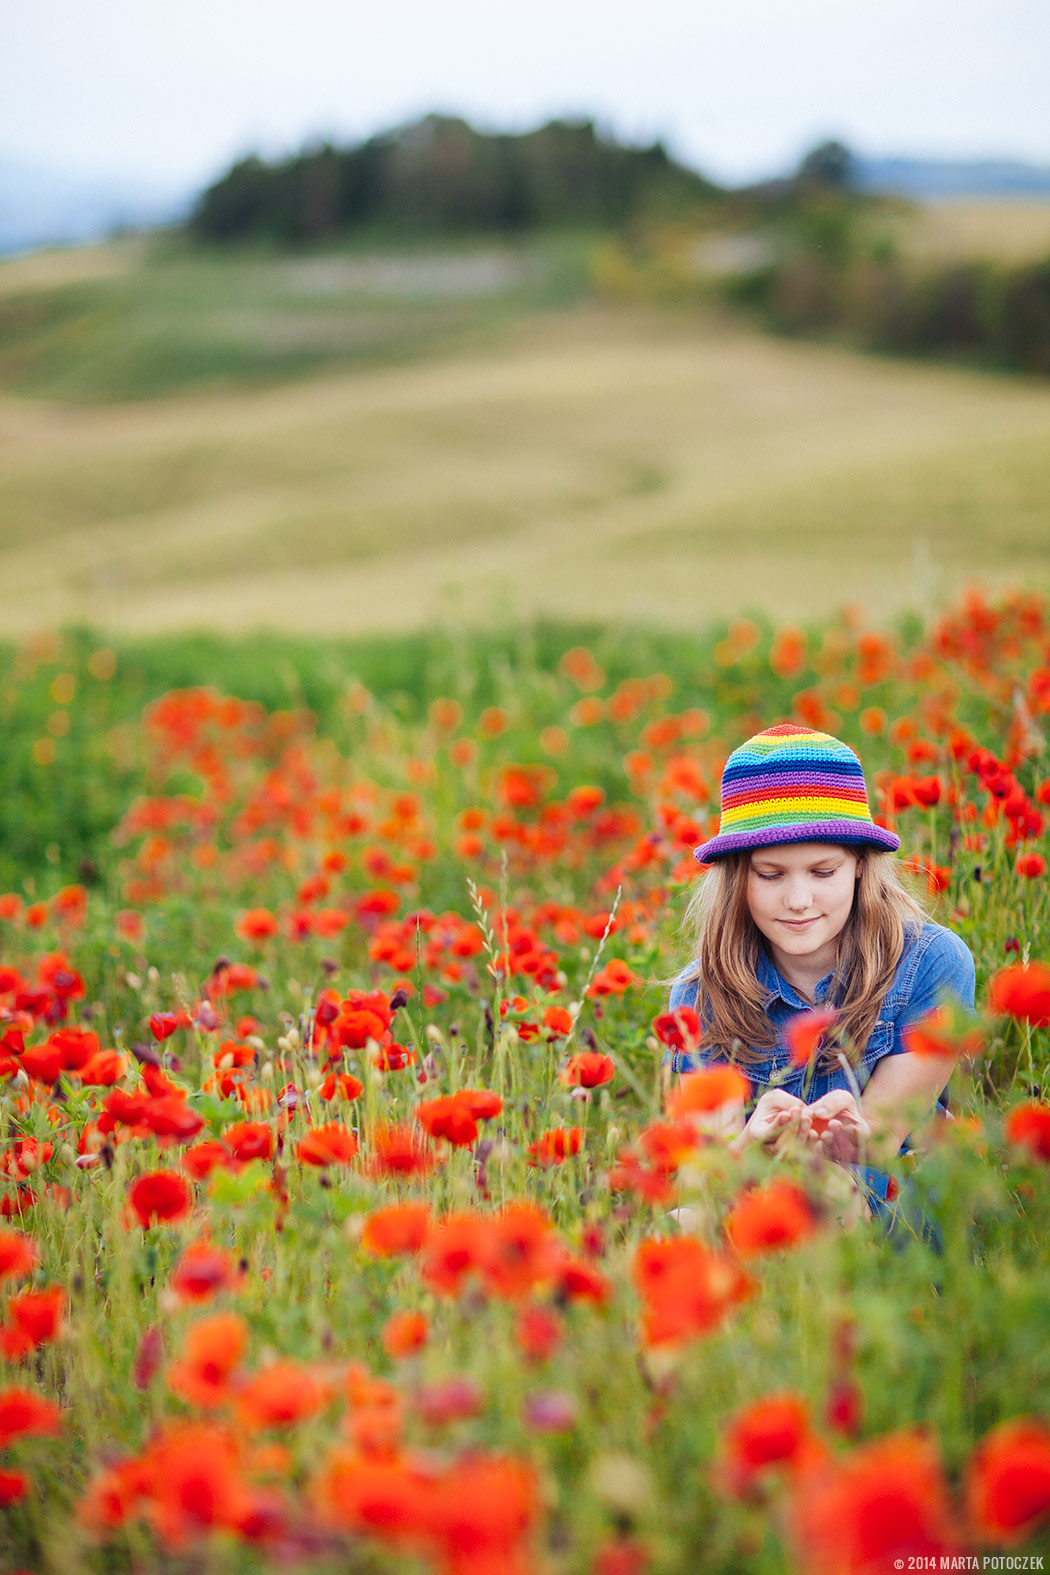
[695,724,900,863]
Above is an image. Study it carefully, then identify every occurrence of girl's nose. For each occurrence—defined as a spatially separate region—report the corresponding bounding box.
[784,879,812,911]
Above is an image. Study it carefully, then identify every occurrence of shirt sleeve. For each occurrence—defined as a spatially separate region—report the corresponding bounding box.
[668,970,699,1013]
[896,924,977,1039]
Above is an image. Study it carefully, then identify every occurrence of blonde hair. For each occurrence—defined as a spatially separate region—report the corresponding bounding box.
[676,849,926,1069]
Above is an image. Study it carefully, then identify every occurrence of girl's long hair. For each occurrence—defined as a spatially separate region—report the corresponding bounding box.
[676,850,926,1068]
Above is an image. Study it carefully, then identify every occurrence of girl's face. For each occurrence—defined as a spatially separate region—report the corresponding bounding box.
[745,842,861,976]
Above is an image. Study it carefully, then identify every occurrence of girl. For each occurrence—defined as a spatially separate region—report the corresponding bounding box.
[666,723,975,1212]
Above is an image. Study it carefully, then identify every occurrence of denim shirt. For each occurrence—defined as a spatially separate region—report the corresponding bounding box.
[666,921,976,1108]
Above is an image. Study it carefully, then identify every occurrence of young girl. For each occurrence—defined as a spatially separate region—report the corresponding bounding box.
[667,724,975,1212]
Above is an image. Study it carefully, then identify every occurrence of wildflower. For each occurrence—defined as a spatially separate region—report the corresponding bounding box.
[181,1141,232,1180]
[421,1212,492,1297]
[297,1123,359,1166]
[485,1203,557,1299]
[319,1070,365,1101]
[145,1421,249,1549]
[170,1242,242,1303]
[633,1238,753,1348]
[587,959,638,998]
[237,1362,330,1428]
[361,1202,432,1257]
[785,1006,839,1068]
[368,1124,435,1179]
[528,1127,583,1165]
[1016,852,1047,878]
[0,1228,37,1284]
[222,1122,274,1163]
[726,1180,817,1256]
[0,1469,27,1505]
[967,1417,1050,1545]
[382,1310,428,1360]
[652,1006,702,1052]
[1004,1102,1050,1162]
[901,1005,984,1059]
[561,1052,615,1088]
[0,1386,62,1445]
[168,1313,248,1408]
[415,1096,481,1148]
[987,963,1050,1028]
[128,1170,193,1228]
[515,1305,563,1363]
[542,1005,574,1038]
[0,1287,64,1358]
[719,1392,824,1496]
[790,1428,961,1570]
[666,1066,750,1120]
[235,909,279,942]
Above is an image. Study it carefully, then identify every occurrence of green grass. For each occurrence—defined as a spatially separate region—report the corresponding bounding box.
[0,232,596,404]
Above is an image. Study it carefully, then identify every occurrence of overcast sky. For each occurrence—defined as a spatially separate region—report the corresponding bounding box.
[3,0,1048,191]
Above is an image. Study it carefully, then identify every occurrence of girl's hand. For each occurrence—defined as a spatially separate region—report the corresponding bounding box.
[804,1090,871,1166]
[731,1089,810,1154]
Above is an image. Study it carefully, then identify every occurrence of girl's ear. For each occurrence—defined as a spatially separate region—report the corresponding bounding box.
[854,858,864,881]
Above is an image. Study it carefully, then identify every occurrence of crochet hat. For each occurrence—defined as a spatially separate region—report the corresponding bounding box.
[695,723,900,863]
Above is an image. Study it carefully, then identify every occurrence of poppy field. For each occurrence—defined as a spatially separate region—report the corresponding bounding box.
[1,590,1050,1573]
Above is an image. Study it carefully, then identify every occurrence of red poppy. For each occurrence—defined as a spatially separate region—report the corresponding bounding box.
[170,1242,242,1303]
[1004,1102,1050,1162]
[967,1417,1050,1545]
[319,1070,365,1101]
[720,1392,824,1495]
[0,1469,27,1506]
[181,1142,232,1180]
[515,1305,563,1364]
[784,1007,839,1069]
[652,1006,702,1052]
[987,963,1050,1028]
[561,1052,615,1088]
[236,1362,330,1428]
[0,1228,37,1284]
[235,909,279,942]
[421,1212,492,1297]
[414,1096,480,1148]
[667,1066,750,1120]
[361,1202,432,1257]
[368,1124,435,1179]
[726,1180,817,1256]
[222,1122,274,1163]
[0,1386,62,1446]
[901,1005,985,1060]
[128,1171,192,1228]
[297,1123,359,1166]
[633,1238,753,1347]
[167,1313,248,1408]
[145,1421,249,1549]
[528,1127,583,1166]
[790,1428,961,1569]
[382,1310,429,1360]
[0,1287,64,1358]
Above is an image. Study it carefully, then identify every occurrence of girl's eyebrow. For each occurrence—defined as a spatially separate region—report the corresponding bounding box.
[751,855,845,871]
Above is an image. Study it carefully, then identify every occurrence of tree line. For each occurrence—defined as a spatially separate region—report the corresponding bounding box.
[190,115,722,243]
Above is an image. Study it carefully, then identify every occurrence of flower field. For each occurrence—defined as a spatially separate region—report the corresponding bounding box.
[1,590,1050,1573]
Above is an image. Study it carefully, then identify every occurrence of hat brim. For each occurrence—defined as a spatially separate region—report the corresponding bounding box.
[694,820,901,864]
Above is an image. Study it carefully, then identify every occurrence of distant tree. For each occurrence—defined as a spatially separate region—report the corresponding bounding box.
[795,140,855,191]
[187,114,721,244]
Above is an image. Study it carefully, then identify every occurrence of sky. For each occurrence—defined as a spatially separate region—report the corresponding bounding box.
[2,0,1049,193]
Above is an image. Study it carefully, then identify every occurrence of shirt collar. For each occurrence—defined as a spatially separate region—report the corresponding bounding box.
[756,948,835,1009]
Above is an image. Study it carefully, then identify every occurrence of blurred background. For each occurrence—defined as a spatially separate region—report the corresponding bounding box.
[1,0,1048,637]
